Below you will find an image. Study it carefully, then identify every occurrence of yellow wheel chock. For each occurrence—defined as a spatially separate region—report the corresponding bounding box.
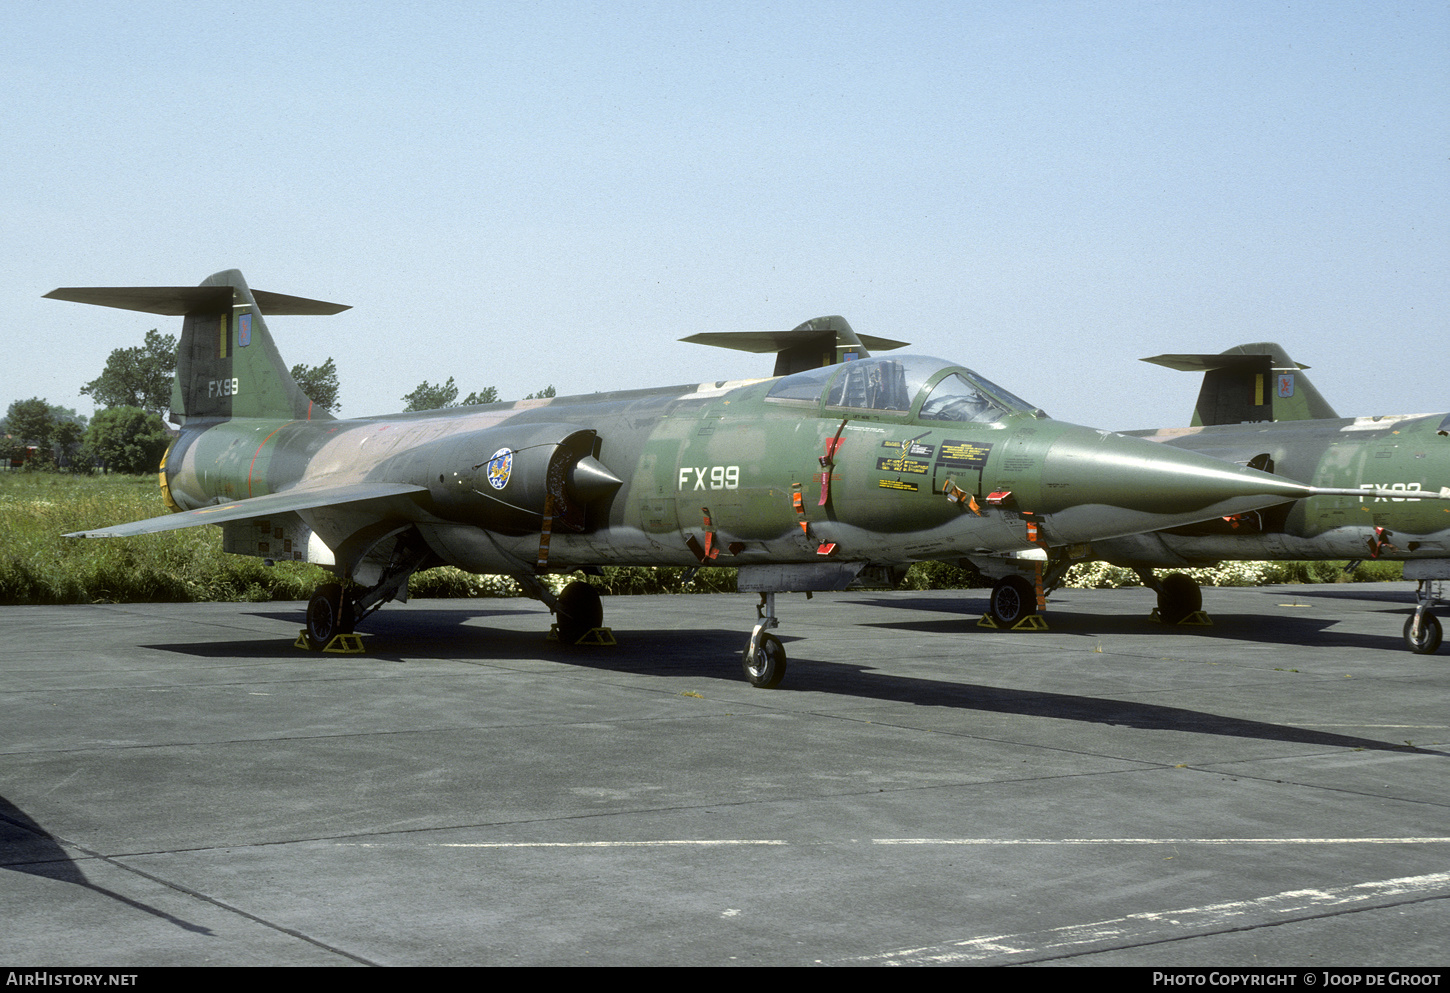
[977,613,1049,631]
[295,630,367,653]
[548,624,617,645]
[1151,609,1213,626]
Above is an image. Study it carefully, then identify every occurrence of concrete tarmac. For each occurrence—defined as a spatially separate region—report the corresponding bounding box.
[1,583,1447,967]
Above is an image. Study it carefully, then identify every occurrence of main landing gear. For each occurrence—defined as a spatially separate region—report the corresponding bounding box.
[516,576,614,646]
[988,575,1038,627]
[302,533,435,651]
[305,582,354,650]
[1136,569,1204,625]
[554,580,605,645]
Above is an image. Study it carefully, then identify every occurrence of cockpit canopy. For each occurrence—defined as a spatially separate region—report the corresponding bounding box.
[764,355,1042,423]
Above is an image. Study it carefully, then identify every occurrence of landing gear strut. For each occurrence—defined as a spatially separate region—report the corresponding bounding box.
[743,592,787,688]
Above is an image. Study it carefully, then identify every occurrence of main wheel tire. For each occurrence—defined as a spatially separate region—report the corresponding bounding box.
[306,583,352,650]
[742,633,787,688]
[989,575,1036,627]
[556,581,603,645]
[1403,613,1442,655]
[1157,573,1203,625]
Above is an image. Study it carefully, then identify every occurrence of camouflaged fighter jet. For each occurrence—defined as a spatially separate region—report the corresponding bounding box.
[49,271,1441,687]
[963,343,1450,654]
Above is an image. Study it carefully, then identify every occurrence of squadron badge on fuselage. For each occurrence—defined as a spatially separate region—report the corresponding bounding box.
[486,448,513,490]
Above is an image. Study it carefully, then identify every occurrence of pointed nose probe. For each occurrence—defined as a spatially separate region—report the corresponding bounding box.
[1031,426,1450,544]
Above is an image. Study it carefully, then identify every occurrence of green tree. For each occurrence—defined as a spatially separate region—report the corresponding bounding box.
[46,404,87,428]
[84,406,172,474]
[53,421,86,466]
[6,398,55,448]
[525,386,557,399]
[80,329,177,415]
[403,378,459,411]
[403,378,500,411]
[461,387,499,405]
[290,357,341,411]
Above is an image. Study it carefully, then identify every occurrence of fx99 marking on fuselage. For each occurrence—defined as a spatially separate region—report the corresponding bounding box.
[209,378,241,398]
[679,466,740,491]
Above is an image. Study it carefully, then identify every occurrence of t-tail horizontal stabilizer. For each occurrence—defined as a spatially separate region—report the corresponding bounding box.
[1142,342,1339,426]
[43,286,350,316]
[681,316,909,376]
[47,270,349,424]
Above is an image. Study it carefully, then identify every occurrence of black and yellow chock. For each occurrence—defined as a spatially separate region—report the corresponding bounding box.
[1151,609,1213,626]
[976,614,1050,632]
[547,625,617,646]
[294,630,367,653]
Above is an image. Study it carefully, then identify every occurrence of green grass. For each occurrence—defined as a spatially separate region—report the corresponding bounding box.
[0,472,739,604]
[0,472,330,604]
[0,471,1408,605]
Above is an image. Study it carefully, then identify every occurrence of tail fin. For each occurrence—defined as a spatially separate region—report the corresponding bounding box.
[680,316,910,376]
[46,270,348,423]
[1141,342,1339,426]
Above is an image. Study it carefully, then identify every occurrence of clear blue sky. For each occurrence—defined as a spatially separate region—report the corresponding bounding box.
[4,0,1445,430]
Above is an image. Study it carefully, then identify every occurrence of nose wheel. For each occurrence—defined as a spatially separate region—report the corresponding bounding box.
[1405,580,1443,656]
[743,633,787,688]
[742,592,788,688]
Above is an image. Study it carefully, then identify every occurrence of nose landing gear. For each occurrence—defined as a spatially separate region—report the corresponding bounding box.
[743,592,787,688]
[1406,579,1445,654]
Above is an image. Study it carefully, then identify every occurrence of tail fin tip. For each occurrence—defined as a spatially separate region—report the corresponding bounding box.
[1142,342,1339,426]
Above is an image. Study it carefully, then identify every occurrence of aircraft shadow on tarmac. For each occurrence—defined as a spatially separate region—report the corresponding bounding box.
[0,795,212,934]
[1271,586,1422,605]
[139,606,1444,758]
[143,605,544,660]
[847,594,1418,654]
[791,660,1446,757]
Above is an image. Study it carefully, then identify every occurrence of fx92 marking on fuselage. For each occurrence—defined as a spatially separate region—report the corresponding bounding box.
[1360,483,1422,502]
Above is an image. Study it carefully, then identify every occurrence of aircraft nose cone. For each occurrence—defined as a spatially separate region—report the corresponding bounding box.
[1034,424,1315,543]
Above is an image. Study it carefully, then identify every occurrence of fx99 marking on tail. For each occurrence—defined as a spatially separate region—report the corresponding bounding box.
[209,378,241,398]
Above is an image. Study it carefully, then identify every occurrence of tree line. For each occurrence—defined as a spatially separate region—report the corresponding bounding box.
[2,328,555,475]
